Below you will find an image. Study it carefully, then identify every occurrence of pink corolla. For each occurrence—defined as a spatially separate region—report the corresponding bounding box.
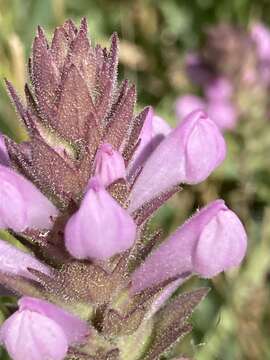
[0,297,90,360]
[205,77,233,101]
[0,239,50,281]
[0,165,59,232]
[175,95,206,120]
[128,107,171,177]
[132,200,247,293]
[207,100,237,130]
[93,143,126,187]
[152,114,171,137]
[129,110,226,212]
[176,78,237,131]
[251,22,270,62]
[250,22,270,84]
[65,177,137,260]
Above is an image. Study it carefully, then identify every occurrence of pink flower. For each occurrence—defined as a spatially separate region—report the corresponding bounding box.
[207,100,237,131]
[128,108,171,177]
[152,114,171,137]
[251,22,270,62]
[205,77,233,101]
[0,239,50,280]
[0,297,90,360]
[175,95,206,120]
[93,143,126,187]
[0,165,59,232]
[65,177,137,260]
[176,84,237,131]
[132,200,247,293]
[129,110,226,212]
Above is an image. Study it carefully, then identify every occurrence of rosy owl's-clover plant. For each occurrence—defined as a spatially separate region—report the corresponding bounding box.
[0,18,247,360]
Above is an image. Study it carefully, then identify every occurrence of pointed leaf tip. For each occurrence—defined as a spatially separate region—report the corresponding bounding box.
[80,17,88,33]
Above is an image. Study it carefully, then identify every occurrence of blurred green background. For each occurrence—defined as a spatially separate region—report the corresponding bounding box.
[1,0,270,359]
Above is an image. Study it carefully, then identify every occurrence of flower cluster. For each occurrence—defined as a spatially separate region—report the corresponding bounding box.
[0,18,247,360]
[176,22,270,131]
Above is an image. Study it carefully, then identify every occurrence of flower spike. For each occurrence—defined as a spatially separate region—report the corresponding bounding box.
[0,18,247,359]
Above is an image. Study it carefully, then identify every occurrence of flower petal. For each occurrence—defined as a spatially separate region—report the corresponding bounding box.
[0,310,68,360]
[175,95,206,120]
[94,143,126,187]
[251,22,270,62]
[152,115,171,137]
[192,208,247,277]
[0,239,50,280]
[184,112,226,183]
[207,100,237,130]
[19,297,90,345]
[65,177,137,260]
[128,109,171,177]
[0,165,59,231]
[205,77,233,101]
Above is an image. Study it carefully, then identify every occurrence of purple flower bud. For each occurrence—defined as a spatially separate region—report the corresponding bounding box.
[205,77,233,101]
[0,297,90,360]
[251,22,270,62]
[0,239,50,280]
[93,143,126,187]
[65,177,137,260]
[0,165,59,232]
[0,134,9,166]
[207,100,237,131]
[175,95,206,120]
[131,200,247,293]
[129,110,226,212]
